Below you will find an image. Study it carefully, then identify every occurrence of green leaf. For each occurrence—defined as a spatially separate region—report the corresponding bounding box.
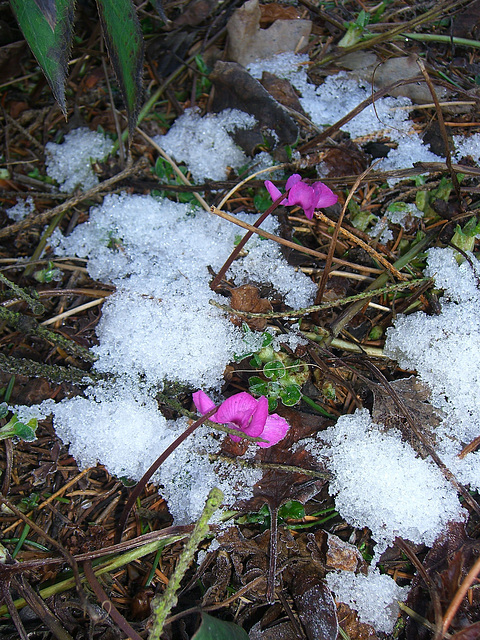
[263,360,286,380]
[10,0,74,116]
[0,403,9,420]
[249,376,268,396]
[12,421,37,442]
[95,0,144,138]
[279,384,302,406]
[192,613,248,640]
[278,500,305,520]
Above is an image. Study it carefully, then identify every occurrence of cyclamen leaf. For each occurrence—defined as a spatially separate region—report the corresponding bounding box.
[10,0,74,115]
[33,0,57,30]
[192,613,248,640]
[95,0,144,137]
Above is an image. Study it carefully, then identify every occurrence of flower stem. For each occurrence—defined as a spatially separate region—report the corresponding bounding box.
[210,191,287,291]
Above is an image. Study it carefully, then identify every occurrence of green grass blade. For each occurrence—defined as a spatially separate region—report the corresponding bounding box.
[10,0,74,116]
[95,0,144,138]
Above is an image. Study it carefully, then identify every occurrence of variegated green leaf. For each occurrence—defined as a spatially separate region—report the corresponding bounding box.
[10,0,74,116]
[95,0,144,138]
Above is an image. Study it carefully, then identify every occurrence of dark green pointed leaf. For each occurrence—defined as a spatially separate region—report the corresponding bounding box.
[10,0,74,115]
[192,613,248,640]
[33,0,57,30]
[95,0,144,137]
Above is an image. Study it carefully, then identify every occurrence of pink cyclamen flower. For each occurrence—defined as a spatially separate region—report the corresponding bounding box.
[193,390,290,448]
[265,173,338,220]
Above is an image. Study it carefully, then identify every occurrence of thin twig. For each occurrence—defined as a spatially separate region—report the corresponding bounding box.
[0,159,148,240]
[210,206,383,274]
[416,57,463,208]
[210,278,429,319]
[316,212,407,281]
[442,553,480,635]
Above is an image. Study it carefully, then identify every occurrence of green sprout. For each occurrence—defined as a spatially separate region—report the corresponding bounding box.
[451,216,480,256]
[153,157,198,204]
[0,404,37,443]
[33,261,63,283]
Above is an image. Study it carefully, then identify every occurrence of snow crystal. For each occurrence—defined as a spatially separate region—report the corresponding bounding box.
[248,52,310,83]
[454,132,480,164]
[320,409,465,553]
[385,248,480,489]
[326,568,407,634]
[272,325,308,352]
[385,202,423,227]
[155,108,256,183]
[45,128,114,193]
[6,196,35,221]
[49,384,176,481]
[157,421,262,524]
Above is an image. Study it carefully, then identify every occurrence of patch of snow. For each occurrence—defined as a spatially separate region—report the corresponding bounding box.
[454,132,480,164]
[6,196,35,221]
[52,193,315,389]
[45,128,114,193]
[249,55,444,179]
[45,383,261,524]
[326,568,407,634]
[385,248,480,490]
[319,409,465,553]
[154,108,256,183]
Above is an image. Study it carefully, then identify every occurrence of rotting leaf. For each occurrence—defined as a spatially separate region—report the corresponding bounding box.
[260,71,307,116]
[95,0,144,138]
[226,0,311,67]
[230,284,272,331]
[259,2,301,26]
[249,620,298,639]
[371,376,441,457]
[336,602,379,640]
[319,531,366,573]
[210,61,298,153]
[321,141,369,178]
[289,567,338,640]
[405,522,480,640]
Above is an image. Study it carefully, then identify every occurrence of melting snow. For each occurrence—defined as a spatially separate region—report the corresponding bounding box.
[45,128,114,192]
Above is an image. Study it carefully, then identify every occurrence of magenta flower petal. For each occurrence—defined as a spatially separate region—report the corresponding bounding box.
[264,180,286,204]
[285,174,302,190]
[287,181,317,219]
[214,392,259,431]
[242,395,269,438]
[193,390,217,417]
[312,182,338,208]
[256,413,290,447]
